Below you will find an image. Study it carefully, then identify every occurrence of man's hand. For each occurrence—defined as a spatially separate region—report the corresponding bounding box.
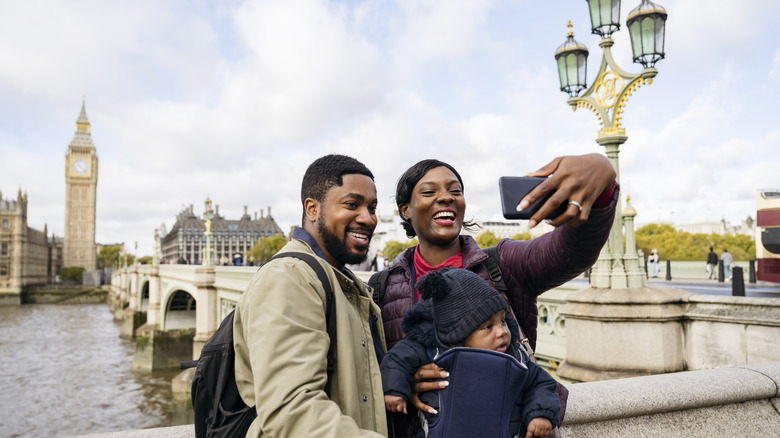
[519,153,616,229]
[526,417,552,438]
[384,395,407,414]
[409,363,449,414]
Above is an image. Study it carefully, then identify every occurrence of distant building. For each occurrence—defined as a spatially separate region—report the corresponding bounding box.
[160,200,284,265]
[0,189,63,301]
[461,219,555,240]
[672,217,755,239]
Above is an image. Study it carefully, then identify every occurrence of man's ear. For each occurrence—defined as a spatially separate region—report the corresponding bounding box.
[304,198,320,223]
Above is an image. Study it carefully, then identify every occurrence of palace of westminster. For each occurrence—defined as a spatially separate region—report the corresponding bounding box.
[0,101,283,302]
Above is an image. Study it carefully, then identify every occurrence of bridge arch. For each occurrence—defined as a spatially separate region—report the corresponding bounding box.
[139,280,149,312]
[163,289,196,330]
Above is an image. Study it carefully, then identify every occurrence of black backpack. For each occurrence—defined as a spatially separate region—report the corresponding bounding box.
[181,251,337,438]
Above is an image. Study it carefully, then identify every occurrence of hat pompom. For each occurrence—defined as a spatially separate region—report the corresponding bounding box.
[417,270,450,300]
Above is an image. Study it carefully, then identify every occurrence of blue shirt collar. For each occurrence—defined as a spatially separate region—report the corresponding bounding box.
[291,226,330,263]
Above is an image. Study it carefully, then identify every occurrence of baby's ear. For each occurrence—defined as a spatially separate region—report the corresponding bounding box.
[417,270,449,300]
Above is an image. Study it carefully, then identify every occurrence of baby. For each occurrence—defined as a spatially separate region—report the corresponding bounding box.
[380,268,560,438]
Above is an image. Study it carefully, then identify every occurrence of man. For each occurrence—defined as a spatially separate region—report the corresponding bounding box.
[233,154,388,437]
[707,247,718,280]
[721,249,733,280]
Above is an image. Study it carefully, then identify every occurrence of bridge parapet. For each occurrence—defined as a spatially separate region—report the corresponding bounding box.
[65,361,780,438]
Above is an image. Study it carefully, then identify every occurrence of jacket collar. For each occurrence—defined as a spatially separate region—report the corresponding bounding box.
[389,235,491,274]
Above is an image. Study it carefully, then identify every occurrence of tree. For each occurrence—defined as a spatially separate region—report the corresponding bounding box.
[97,245,121,269]
[60,266,85,283]
[138,255,154,265]
[247,234,288,264]
[382,239,418,263]
[635,224,756,261]
[475,230,502,248]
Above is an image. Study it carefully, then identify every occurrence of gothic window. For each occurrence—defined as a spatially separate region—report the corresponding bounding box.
[2,220,8,229]
[0,265,7,276]
[1,242,7,255]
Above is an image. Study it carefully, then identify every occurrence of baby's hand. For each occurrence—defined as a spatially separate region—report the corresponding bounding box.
[384,395,407,414]
[526,417,552,438]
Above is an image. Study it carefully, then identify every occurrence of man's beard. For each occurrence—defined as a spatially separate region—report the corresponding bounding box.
[318,213,371,266]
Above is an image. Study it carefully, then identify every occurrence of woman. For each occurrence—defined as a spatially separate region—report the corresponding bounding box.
[378,153,618,436]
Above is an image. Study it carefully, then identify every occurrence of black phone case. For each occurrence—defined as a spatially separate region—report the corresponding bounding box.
[499,176,568,220]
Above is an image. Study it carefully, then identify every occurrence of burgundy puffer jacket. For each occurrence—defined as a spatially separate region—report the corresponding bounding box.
[379,186,618,350]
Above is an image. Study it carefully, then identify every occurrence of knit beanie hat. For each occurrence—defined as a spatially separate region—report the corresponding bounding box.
[417,268,508,346]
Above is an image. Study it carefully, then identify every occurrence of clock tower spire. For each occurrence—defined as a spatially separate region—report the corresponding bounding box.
[64,98,99,271]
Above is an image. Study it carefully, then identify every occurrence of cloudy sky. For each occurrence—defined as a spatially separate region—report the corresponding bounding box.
[1,0,778,256]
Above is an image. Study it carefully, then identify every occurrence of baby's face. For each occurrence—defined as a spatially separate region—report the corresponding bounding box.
[463,310,509,353]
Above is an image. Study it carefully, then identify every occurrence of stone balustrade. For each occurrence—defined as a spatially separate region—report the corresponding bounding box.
[67,361,780,438]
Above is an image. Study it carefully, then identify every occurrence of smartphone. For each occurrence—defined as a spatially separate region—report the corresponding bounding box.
[499,176,568,220]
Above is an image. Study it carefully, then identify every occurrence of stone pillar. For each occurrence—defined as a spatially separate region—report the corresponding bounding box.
[622,198,646,288]
[147,265,161,327]
[120,266,142,338]
[556,286,692,382]
[114,268,129,320]
[193,266,217,359]
[595,135,629,289]
[128,266,138,311]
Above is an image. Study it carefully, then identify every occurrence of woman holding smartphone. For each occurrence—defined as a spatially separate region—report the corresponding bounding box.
[377,153,618,437]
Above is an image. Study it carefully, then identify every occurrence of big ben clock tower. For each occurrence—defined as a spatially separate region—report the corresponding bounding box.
[64,99,98,270]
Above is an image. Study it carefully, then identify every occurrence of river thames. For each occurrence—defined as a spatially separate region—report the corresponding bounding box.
[0,303,180,437]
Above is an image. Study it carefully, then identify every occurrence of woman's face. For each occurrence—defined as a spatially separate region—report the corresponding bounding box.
[400,166,466,247]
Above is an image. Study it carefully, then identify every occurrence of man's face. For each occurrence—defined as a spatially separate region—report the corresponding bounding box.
[315,174,378,268]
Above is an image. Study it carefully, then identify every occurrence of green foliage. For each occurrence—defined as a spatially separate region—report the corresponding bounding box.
[475,230,502,248]
[123,254,136,266]
[60,266,85,283]
[635,224,756,261]
[247,234,288,264]
[138,256,154,265]
[511,232,533,241]
[382,239,418,263]
[97,245,121,269]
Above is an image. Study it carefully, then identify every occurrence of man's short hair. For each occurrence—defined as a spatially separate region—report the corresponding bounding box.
[301,154,374,205]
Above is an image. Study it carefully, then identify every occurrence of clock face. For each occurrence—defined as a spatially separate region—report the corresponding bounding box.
[72,159,89,175]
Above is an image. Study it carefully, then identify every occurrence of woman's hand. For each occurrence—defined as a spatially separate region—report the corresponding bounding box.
[519,153,616,229]
[409,363,449,414]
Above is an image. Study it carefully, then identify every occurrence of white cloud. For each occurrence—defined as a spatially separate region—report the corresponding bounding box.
[1,0,778,257]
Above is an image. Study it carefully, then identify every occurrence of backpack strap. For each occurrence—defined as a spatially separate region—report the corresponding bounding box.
[481,245,536,363]
[368,269,391,306]
[268,251,338,396]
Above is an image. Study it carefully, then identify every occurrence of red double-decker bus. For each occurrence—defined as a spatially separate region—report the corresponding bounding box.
[757,189,780,283]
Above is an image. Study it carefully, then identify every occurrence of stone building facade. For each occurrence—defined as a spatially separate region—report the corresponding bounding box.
[0,189,63,302]
[160,200,284,265]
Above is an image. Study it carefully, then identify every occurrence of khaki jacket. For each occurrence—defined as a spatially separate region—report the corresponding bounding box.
[234,238,388,437]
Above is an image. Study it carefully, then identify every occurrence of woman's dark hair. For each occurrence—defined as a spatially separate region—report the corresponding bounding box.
[395,159,478,238]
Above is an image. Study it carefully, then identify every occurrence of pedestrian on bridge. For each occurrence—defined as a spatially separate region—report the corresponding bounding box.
[649,248,660,278]
[721,249,733,280]
[707,247,718,279]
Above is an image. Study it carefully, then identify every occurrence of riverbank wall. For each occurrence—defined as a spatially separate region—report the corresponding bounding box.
[21,285,108,304]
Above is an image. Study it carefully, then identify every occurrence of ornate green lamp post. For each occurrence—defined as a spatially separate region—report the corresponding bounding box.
[202,197,215,267]
[555,0,667,289]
